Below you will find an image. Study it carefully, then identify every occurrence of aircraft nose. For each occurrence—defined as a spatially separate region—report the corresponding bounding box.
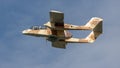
[22,29,32,34]
[22,30,27,34]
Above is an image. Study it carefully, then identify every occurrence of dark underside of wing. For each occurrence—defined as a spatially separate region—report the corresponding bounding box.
[52,41,66,49]
[51,29,66,49]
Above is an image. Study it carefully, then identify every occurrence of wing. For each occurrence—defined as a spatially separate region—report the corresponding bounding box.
[44,10,64,29]
[49,10,66,48]
[50,10,64,24]
[49,10,65,38]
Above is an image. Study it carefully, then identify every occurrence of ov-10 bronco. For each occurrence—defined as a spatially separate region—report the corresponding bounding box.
[22,10,103,49]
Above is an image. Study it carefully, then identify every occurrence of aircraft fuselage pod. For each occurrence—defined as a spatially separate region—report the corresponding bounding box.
[22,26,72,42]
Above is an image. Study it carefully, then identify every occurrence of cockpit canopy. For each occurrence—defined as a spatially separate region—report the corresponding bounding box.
[30,26,45,30]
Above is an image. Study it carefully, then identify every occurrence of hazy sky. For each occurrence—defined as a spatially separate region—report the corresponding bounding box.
[0,0,120,68]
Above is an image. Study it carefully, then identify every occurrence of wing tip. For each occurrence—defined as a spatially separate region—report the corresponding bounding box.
[50,10,63,13]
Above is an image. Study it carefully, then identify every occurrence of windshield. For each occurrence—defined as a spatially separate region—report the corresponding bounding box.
[30,26,45,30]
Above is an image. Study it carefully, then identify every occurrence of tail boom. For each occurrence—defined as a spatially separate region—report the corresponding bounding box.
[65,31,102,43]
[65,38,89,43]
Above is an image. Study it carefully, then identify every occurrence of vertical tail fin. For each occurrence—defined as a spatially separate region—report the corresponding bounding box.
[85,17,103,30]
[86,17,103,43]
[86,31,101,43]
